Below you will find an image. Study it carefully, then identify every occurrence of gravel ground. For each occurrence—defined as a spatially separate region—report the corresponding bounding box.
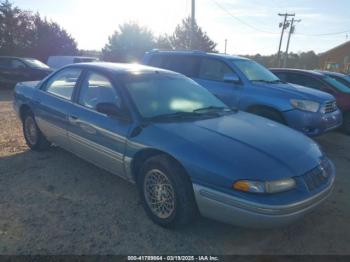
[0,88,349,255]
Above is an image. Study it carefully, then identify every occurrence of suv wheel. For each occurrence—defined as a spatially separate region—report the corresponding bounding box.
[250,107,285,124]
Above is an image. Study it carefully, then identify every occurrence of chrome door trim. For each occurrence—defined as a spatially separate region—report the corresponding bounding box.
[69,132,123,162]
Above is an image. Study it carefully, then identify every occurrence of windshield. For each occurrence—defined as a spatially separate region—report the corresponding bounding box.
[123,74,229,119]
[323,76,350,94]
[232,59,280,82]
[23,58,50,69]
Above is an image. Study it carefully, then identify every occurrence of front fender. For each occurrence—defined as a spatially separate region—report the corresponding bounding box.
[239,94,293,112]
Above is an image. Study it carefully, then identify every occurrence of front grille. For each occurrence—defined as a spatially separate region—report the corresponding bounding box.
[302,159,332,191]
[323,101,337,114]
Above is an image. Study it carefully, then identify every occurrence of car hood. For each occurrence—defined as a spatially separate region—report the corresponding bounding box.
[150,112,323,184]
[254,82,334,102]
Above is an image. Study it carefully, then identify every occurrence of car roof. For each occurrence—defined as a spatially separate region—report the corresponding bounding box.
[270,68,326,77]
[146,50,249,61]
[69,62,181,75]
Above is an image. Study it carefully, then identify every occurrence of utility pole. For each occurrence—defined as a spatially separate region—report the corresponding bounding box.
[191,0,196,50]
[283,18,301,68]
[277,13,294,67]
[224,39,227,54]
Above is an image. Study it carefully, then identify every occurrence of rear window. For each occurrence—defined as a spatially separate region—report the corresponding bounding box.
[148,55,164,68]
[153,55,198,77]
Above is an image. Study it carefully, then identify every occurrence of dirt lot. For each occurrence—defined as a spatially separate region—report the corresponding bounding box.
[0,88,349,255]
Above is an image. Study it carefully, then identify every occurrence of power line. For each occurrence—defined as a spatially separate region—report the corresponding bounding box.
[296,29,350,36]
[210,0,278,34]
[210,0,350,38]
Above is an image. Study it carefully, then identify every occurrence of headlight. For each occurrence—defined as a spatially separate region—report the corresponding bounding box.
[290,99,320,112]
[233,178,296,194]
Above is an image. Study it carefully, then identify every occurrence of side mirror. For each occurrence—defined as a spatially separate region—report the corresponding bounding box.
[223,73,240,83]
[96,103,126,118]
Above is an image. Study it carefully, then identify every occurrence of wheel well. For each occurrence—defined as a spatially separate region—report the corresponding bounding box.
[246,105,286,123]
[19,104,32,121]
[131,149,188,182]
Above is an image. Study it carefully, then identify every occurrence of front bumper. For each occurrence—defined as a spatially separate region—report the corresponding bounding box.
[193,175,335,228]
[283,109,343,136]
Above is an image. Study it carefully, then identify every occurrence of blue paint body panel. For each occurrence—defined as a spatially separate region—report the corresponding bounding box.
[142,51,343,136]
[13,62,336,227]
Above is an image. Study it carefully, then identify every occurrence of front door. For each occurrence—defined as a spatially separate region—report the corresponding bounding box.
[67,71,131,177]
[193,58,241,108]
[34,67,83,150]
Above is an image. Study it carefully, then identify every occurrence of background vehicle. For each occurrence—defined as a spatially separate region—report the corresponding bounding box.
[13,63,335,228]
[317,71,350,87]
[271,69,350,134]
[47,56,99,70]
[0,56,53,88]
[143,51,342,136]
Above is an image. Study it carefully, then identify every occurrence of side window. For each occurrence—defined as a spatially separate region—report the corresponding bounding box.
[45,68,82,100]
[274,72,287,82]
[148,55,164,68]
[198,58,234,82]
[10,59,26,69]
[78,72,120,110]
[162,56,198,77]
[286,73,321,89]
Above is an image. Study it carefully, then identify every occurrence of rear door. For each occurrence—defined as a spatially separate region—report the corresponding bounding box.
[194,58,241,107]
[34,67,83,150]
[67,70,131,177]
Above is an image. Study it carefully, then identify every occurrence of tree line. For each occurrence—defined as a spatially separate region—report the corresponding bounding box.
[0,0,319,69]
[244,51,319,69]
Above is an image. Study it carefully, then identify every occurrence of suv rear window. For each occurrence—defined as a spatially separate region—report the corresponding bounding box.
[148,55,164,68]
[150,55,198,77]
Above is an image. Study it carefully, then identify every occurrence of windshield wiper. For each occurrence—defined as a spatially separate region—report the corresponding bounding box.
[193,106,230,113]
[270,79,286,84]
[252,79,285,84]
[148,111,201,121]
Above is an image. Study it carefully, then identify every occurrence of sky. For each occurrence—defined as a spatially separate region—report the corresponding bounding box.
[12,0,350,55]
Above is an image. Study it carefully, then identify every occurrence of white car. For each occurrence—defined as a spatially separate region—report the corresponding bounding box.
[47,56,99,70]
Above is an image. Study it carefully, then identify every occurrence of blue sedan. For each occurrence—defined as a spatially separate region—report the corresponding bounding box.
[13,63,335,228]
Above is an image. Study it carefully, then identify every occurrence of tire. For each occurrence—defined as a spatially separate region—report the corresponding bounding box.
[22,110,50,151]
[137,155,197,228]
[249,107,285,124]
[342,112,350,135]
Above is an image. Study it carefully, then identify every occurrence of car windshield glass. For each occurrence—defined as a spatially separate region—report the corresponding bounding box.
[232,59,281,83]
[323,76,350,94]
[123,74,231,119]
[23,58,50,69]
